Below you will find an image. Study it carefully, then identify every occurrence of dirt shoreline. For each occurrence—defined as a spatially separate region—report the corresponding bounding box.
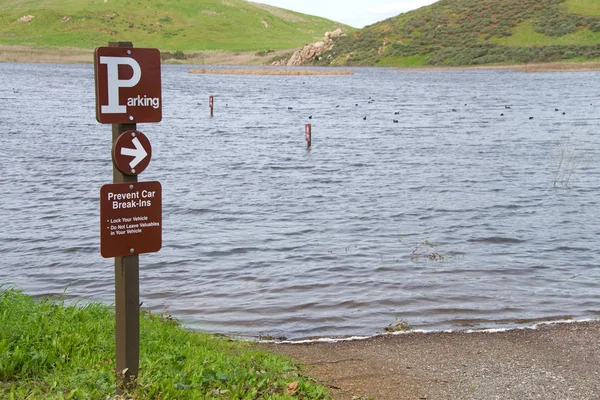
[0,45,290,65]
[393,61,600,72]
[261,320,600,399]
[1,45,599,72]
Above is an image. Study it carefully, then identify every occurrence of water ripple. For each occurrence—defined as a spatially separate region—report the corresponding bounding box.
[1,64,599,338]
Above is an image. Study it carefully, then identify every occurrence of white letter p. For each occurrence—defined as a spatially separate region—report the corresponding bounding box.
[100,56,141,114]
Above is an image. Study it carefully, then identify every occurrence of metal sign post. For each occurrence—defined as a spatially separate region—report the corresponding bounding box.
[94,41,162,395]
[112,85,139,394]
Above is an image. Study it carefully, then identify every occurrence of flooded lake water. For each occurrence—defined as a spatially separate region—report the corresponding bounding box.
[0,62,598,339]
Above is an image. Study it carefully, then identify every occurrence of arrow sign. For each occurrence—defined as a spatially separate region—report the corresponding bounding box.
[121,137,148,169]
[112,130,152,176]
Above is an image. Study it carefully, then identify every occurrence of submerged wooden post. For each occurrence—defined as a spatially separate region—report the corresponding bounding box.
[209,95,214,117]
[305,123,312,148]
[110,41,140,395]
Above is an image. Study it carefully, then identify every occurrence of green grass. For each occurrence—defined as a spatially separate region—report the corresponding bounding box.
[0,289,329,399]
[0,0,351,51]
[565,56,600,62]
[562,0,600,16]
[492,20,600,46]
[376,54,429,66]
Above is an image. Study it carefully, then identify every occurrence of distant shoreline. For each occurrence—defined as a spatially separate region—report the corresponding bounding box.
[188,67,353,75]
[393,61,600,72]
[1,45,599,72]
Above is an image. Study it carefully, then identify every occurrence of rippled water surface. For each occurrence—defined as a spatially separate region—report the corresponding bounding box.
[1,63,599,339]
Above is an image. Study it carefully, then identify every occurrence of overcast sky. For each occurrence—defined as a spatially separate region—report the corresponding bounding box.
[254,0,438,28]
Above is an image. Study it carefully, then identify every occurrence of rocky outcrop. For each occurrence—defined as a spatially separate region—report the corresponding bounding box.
[286,41,326,66]
[18,15,35,23]
[285,28,346,66]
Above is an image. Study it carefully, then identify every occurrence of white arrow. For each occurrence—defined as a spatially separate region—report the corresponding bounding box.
[120,137,148,169]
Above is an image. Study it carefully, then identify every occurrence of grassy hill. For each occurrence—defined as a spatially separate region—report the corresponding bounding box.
[1,0,599,66]
[0,0,349,52]
[312,0,600,66]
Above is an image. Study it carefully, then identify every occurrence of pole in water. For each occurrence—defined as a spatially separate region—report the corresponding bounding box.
[209,96,214,117]
[305,124,311,148]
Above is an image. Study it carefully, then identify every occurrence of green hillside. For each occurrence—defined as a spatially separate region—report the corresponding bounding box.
[0,0,349,52]
[313,0,600,66]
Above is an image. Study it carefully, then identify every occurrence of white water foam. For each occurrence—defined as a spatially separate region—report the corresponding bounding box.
[260,318,599,344]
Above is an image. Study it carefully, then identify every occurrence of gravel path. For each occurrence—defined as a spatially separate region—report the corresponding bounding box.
[262,321,600,399]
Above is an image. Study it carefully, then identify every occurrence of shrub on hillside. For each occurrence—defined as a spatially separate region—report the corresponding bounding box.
[161,50,187,61]
[589,20,600,32]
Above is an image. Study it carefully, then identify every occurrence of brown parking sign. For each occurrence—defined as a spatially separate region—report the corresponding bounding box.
[100,181,162,258]
[94,47,162,124]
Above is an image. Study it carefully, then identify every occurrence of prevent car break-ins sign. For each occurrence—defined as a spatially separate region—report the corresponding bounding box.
[100,181,162,258]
